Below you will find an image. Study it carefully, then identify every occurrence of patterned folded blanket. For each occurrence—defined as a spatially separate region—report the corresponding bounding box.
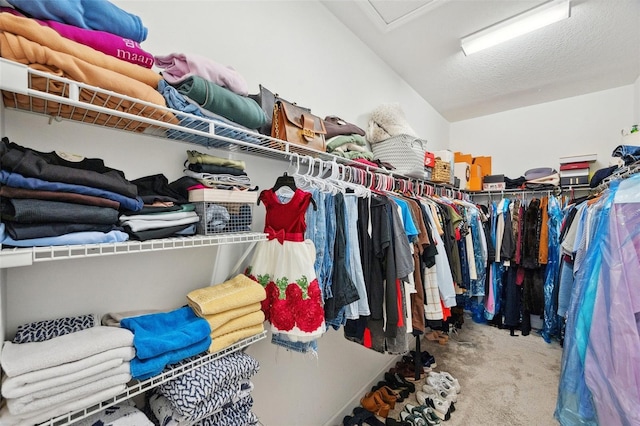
[187,275,266,317]
[194,395,257,426]
[158,351,259,417]
[12,314,95,344]
[75,401,154,426]
[149,379,253,424]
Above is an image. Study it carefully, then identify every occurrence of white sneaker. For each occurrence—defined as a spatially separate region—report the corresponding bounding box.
[429,371,461,393]
[423,383,457,403]
[426,374,456,395]
[416,391,451,421]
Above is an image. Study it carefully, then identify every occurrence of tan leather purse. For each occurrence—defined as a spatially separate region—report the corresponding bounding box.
[271,99,327,153]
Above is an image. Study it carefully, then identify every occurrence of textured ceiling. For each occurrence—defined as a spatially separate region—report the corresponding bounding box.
[321,0,640,122]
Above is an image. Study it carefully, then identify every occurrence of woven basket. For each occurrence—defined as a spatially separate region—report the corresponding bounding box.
[432,159,451,183]
[370,134,428,179]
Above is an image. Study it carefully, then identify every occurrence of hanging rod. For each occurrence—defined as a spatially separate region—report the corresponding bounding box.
[591,161,640,195]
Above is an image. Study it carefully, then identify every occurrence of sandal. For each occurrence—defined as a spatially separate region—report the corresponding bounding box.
[384,372,416,393]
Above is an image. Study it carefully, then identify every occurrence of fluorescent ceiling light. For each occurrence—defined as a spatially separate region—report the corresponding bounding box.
[461,0,571,56]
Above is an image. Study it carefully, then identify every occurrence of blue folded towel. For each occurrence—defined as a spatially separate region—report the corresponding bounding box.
[130,336,211,380]
[120,306,211,360]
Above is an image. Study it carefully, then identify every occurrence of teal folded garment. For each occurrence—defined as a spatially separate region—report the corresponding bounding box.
[173,76,267,130]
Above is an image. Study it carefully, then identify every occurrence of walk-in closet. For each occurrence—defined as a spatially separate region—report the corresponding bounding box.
[0,1,638,425]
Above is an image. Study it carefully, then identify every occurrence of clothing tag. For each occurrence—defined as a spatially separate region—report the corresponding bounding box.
[55,151,85,162]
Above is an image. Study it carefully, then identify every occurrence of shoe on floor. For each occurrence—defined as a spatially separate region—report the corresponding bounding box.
[428,371,460,393]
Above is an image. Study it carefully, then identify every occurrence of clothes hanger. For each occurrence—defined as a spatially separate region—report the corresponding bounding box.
[258,159,317,210]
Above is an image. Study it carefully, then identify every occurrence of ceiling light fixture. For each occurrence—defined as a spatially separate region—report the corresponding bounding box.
[461,0,571,56]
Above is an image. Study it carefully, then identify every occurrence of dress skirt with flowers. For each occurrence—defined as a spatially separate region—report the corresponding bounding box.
[245,188,325,342]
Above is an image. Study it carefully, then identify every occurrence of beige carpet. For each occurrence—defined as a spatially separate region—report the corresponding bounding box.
[387,316,563,426]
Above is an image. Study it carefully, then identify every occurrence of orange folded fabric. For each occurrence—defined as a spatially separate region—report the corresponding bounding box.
[0,31,176,128]
[0,12,160,88]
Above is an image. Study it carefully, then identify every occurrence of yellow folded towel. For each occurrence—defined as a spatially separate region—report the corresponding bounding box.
[187,275,266,316]
[204,302,262,331]
[211,310,265,339]
[209,324,265,354]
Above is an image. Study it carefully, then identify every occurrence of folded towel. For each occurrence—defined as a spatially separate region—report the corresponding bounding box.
[2,347,133,398]
[130,336,211,380]
[1,327,134,377]
[0,384,125,426]
[120,306,211,360]
[209,324,264,354]
[203,302,261,331]
[158,352,259,417]
[187,275,266,317]
[73,402,151,426]
[74,401,153,426]
[12,313,95,344]
[120,214,199,232]
[12,362,130,402]
[101,309,168,327]
[7,367,131,415]
[211,311,264,339]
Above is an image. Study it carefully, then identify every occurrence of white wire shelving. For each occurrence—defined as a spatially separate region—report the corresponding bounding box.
[0,58,469,192]
[0,232,267,268]
[0,60,271,425]
[38,331,267,426]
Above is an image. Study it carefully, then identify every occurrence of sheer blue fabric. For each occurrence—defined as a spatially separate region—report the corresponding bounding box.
[555,181,618,425]
[582,175,640,425]
[542,196,562,343]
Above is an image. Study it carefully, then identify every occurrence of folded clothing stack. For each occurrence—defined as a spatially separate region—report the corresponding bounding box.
[155,52,267,131]
[0,326,135,426]
[120,306,211,380]
[118,203,199,241]
[184,150,254,191]
[187,274,266,353]
[148,351,260,426]
[326,134,374,161]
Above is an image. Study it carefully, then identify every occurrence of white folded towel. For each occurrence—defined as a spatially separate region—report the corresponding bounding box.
[119,211,197,222]
[12,362,130,403]
[1,326,134,377]
[1,346,134,398]
[7,369,131,415]
[0,384,125,426]
[120,215,199,232]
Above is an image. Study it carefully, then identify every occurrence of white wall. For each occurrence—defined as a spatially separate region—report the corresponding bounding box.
[450,85,637,178]
[634,75,640,123]
[1,2,449,426]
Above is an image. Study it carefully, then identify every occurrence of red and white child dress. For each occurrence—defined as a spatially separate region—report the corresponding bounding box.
[245,188,325,342]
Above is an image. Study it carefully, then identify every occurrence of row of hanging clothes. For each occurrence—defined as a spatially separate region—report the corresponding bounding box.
[469,190,564,340]
[555,165,640,426]
[245,154,489,357]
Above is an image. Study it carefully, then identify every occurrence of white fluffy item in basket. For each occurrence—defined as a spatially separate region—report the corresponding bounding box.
[366,103,418,144]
